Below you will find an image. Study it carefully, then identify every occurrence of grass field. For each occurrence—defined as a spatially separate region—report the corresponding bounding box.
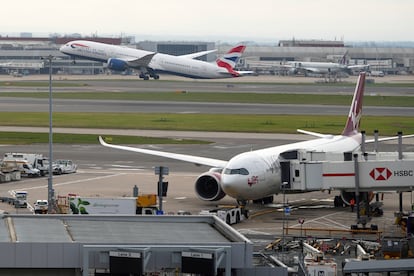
[1,81,413,144]
[0,112,412,144]
[1,91,414,107]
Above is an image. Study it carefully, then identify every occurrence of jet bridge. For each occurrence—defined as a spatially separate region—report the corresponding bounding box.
[281,150,414,193]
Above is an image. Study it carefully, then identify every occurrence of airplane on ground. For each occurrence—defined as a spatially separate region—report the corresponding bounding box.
[98,72,413,204]
[60,40,253,80]
[283,52,369,77]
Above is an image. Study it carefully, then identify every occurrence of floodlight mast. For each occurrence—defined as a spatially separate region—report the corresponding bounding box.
[42,55,55,212]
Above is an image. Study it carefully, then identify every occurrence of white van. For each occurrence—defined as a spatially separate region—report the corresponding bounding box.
[369,70,384,77]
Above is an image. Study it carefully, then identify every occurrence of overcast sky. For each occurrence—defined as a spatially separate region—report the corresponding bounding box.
[1,0,413,43]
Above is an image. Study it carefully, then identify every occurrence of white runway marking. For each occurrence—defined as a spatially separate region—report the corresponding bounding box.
[20,173,126,191]
[290,211,349,229]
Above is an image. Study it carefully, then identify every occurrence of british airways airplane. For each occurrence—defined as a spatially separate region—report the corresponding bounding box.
[99,73,413,204]
[60,40,253,80]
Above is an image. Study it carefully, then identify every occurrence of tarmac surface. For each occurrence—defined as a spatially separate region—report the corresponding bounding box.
[1,136,413,243]
[2,74,414,96]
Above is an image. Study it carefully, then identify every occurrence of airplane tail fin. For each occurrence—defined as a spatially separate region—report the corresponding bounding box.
[339,50,349,65]
[216,45,246,76]
[341,72,366,136]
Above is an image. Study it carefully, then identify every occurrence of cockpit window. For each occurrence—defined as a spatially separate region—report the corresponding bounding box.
[224,168,249,175]
[280,150,298,160]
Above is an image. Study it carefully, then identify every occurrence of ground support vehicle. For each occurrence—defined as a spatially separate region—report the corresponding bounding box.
[33,199,48,214]
[1,160,40,177]
[10,190,28,208]
[2,153,74,176]
[200,206,247,225]
[136,194,159,215]
[3,153,47,176]
[57,193,159,215]
[54,159,78,174]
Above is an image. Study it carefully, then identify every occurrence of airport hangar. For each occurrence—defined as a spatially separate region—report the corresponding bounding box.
[0,35,414,76]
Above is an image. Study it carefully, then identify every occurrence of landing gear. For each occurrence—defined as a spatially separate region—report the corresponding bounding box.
[253,195,274,205]
[139,70,159,80]
[139,72,149,80]
[334,195,345,207]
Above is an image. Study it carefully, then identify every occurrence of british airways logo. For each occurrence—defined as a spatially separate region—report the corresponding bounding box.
[71,43,89,49]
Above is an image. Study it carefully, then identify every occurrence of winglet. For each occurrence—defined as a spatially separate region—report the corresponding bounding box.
[341,72,366,136]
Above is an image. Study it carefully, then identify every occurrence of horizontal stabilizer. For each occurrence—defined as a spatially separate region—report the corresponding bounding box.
[297,129,333,138]
[366,134,414,143]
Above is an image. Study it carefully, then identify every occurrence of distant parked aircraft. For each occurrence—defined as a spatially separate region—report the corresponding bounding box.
[60,40,253,80]
[284,52,369,77]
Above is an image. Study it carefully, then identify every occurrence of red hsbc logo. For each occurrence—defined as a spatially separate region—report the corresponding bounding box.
[369,168,392,181]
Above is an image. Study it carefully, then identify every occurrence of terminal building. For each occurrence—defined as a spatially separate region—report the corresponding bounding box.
[1,35,414,77]
[0,214,285,275]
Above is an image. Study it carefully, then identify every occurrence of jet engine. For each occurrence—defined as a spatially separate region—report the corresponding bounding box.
[289,67,298,75]
[107,58,128,71]
[194,170,226,201]
[340,191,375,205]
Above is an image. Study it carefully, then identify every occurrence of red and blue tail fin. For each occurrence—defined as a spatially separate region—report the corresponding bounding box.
[342,72,366,136]
[216,45,246,76]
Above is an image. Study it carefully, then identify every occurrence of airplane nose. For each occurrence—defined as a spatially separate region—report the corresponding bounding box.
[221,174,245,198]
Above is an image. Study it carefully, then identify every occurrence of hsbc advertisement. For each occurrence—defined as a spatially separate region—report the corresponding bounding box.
[359,161,414,190]
[321,160,414,191]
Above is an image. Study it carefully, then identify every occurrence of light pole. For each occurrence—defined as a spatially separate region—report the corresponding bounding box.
[281,182,288,250]
[42,55,55,212]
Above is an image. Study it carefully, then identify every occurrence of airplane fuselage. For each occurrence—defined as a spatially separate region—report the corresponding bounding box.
[287,61,346,74]
[60,41,233,79]
[220,133,361,200]
[149,53,230,79]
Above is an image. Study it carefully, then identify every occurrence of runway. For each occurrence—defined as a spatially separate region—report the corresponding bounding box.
[1,97,413,116]
[2,75,414,116]
[3,74,414,96]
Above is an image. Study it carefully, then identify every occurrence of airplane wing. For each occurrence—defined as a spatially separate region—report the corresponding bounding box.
[180,49,217,59]
[125,53,157,68]
[302,67,322,73]
[366,134,414,143]
[217,70,256,77]
[98,136,228,168]
[347,64,370,70]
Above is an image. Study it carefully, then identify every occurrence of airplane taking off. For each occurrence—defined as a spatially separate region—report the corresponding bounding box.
[99,72,413,204]
[60,40,253,80]
[284,52,369,76]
